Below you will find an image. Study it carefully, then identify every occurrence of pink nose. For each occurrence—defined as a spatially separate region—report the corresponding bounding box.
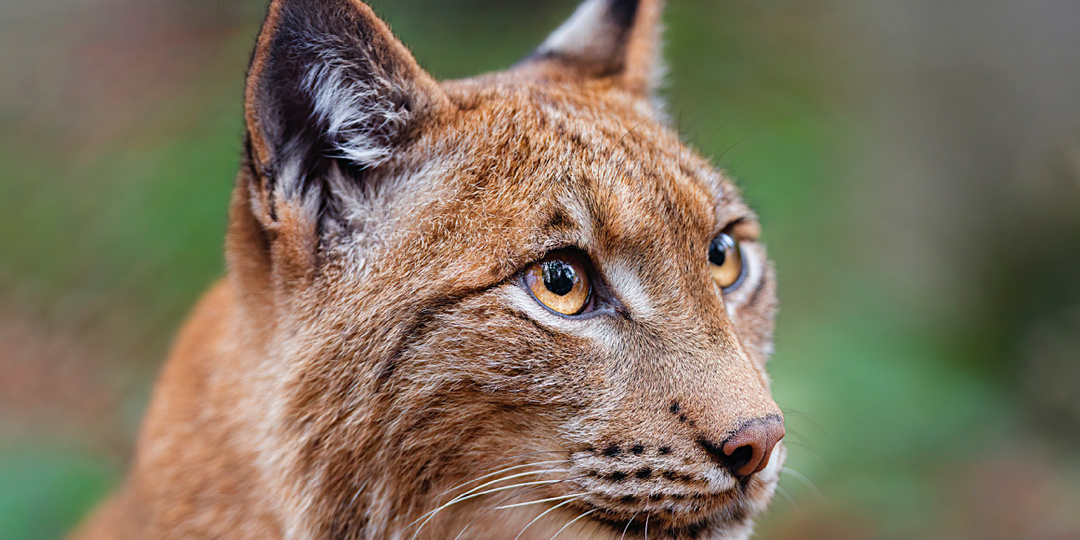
[705,415,785,479]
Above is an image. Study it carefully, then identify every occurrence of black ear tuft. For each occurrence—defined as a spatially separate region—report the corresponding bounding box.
[520,0,664,97]
[244,0,447,214]
[609,0,641,28]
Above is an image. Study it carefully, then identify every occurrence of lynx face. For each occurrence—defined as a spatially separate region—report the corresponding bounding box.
[84,0,784,539]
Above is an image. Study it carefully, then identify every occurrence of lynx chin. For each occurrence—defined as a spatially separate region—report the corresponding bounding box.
[73,0,786,538]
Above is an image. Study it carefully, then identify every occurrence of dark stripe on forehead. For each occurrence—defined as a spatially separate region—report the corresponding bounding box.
[545,207,575,234]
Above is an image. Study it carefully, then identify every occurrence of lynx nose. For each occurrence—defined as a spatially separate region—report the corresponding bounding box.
[703,415,785,480]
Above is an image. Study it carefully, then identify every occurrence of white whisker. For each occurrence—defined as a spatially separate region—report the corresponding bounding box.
[453,477,581,539]
[550,509,596,540]
[443,468,570,507]
[411,469,568,527]
[439,460,566,500]
[620,512,639,540]
[775,485,798,511]
[496,493,583,510]
[781,466,822,501]
[513,496,582,540]
[410,478,567,539]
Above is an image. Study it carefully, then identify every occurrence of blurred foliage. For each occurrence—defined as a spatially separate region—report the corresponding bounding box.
[0,446,114,540]
[1,0,1078,539]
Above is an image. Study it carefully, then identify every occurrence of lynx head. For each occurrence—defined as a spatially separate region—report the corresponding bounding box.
[229,0,784,538]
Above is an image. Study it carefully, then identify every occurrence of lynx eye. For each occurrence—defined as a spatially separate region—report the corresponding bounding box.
[524,253,591,315]
[709,233,745,291]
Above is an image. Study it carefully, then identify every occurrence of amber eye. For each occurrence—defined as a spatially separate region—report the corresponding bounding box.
[708,233,744,290]
[524,252,591,315]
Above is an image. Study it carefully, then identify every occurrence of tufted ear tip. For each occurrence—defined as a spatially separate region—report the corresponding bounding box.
[242,0,448,228]
[245,0,449,168]
[519,0,666,98]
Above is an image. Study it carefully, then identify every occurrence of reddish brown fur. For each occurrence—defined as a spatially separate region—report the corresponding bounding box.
[74,1,785,538]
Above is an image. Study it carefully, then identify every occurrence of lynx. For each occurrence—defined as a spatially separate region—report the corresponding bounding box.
[74,0,785,538]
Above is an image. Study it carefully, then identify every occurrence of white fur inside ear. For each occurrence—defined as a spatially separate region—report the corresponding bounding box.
[538,0,621,62]
[301,42,411,167]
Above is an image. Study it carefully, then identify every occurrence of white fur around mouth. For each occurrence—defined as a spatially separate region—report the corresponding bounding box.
[560,446,785,539]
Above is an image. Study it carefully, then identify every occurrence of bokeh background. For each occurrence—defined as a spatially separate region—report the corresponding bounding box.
[3,0,1080,538]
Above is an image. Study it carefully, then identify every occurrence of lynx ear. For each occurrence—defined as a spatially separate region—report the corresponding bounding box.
[243,0,448,227]
[520,0,665,97]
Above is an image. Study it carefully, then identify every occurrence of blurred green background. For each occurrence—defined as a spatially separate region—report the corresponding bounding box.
[2,0,1079,538]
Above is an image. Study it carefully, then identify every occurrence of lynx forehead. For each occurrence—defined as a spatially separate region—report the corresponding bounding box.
[73,1,785,539]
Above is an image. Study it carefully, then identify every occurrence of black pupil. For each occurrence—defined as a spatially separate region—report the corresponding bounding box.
[542,260,576,296]
[709,234,733,266]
